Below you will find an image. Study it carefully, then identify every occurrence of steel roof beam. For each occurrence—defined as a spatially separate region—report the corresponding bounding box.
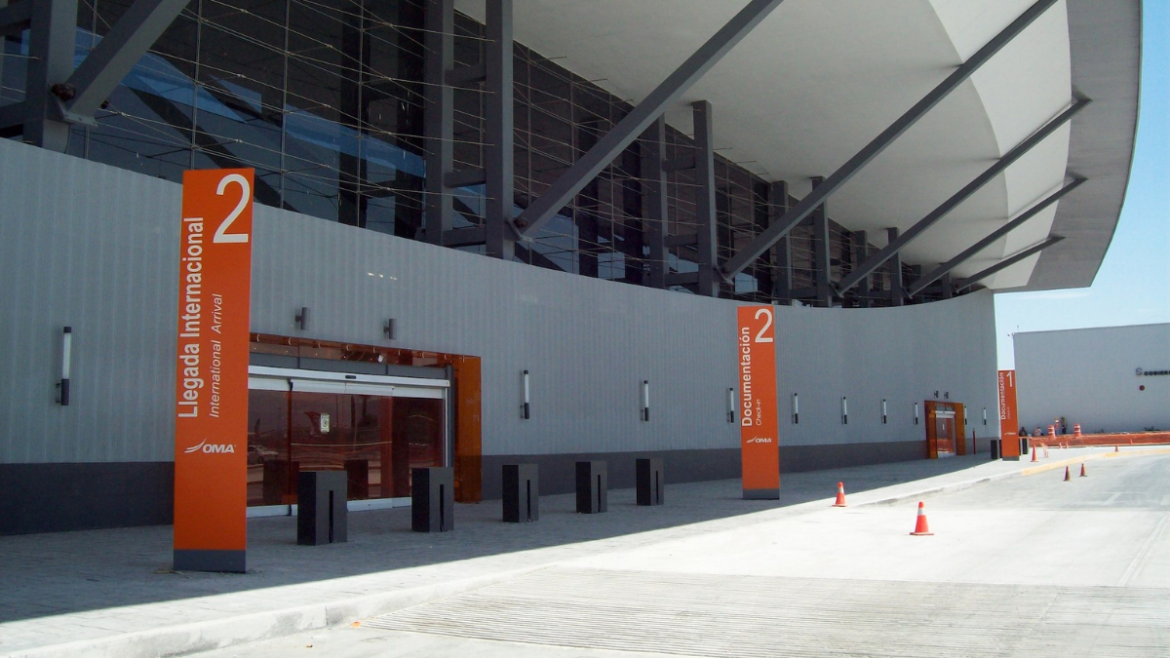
[906,177,1085,298]
[955,236,1065,292]
[513,0,787,238]
[834,98,1088,295]
[719,0,1061,281]
[62,0,190,118]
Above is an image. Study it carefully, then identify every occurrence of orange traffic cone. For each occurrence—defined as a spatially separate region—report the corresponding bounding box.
[832,482,847,507]
[1031,442,1038,462]
[910,502,933,536]
[1115,445,1119,453]
[1080,463,1087,478]
[1064,466,1071,482]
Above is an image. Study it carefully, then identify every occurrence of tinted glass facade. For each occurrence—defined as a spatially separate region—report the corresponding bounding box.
[1,0,938,306]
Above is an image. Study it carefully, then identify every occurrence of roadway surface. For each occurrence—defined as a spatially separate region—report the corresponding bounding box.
[191,453,1170,658]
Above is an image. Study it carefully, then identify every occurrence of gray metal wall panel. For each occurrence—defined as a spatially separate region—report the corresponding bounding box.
[775,293,999,447]
[0,139,180,463]
[0,137,1000,466]
[1015,324,1170,434]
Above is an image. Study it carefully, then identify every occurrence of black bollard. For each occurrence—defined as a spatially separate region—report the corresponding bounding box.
[502,464,539,523]
[575,461,607,514]
[635,458,664,506]
[412,467,454,532]
[297,470,347,545]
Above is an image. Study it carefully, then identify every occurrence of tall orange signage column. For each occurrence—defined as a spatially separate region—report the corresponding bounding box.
[997,370,1021,459]
[737,305,779,499]
[173,169,254,573]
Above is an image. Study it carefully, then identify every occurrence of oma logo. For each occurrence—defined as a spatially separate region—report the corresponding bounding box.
[184,439,236,454]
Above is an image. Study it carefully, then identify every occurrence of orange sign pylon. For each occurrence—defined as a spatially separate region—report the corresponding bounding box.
[910,502,933,536]
[832,482,847,507]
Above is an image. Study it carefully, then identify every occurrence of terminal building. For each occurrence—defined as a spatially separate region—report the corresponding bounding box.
[0,0,1140,534]
[1015,324,1170,436]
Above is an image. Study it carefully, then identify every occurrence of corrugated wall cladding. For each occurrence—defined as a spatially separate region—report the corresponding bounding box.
[0,141,181,463]
[1015,324,1170,434]
[0,138,1000,464]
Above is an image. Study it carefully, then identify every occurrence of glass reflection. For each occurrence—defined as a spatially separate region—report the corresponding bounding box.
[247,388,443,506]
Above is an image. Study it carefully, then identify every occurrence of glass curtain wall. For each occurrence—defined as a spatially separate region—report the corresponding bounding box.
[0,0,929,306]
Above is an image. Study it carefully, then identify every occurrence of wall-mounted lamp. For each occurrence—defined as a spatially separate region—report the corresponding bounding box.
[882,399,887,425]
[933,390,939,399]
[727,387,735,424]
[521,370,531,420]
[295,306,309,330]
[841,397,848,425]
[792,393,799,424]
[383,318,396,340]
[641,380,650,421]
[982,408,988,426]
[56,326,72,406]
[914,402,920,425]
[944,391,950,400]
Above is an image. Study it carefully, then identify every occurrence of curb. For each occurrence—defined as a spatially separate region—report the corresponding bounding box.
[0,566,543,658]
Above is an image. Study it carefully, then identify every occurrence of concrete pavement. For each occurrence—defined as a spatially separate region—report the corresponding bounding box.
[1,446,1162,658]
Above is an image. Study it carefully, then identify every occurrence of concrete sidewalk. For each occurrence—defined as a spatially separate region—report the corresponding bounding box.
[0,447,1137,658]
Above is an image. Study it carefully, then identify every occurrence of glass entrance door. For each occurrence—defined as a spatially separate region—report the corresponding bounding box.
[246,368,448,508]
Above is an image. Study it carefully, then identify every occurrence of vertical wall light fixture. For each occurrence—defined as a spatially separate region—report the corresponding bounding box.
[882,399,888,424]
[295,306,309,330]
[384,318,396,340]
[727,388,735,423]
[983,407,988,425]
[521,370,530,419]
[841,397,848,425]
[57,326,72,406]
[641,380,650,421]
[914,402,920,425]
[792,393,799,424]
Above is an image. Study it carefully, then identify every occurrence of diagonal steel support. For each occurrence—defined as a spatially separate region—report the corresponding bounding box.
[514,0,786,237]
[61,0,190,119]
[955,236,1065,292]
[834,98,1088,295]
[906,177,1085,298]
[719,0,1061,281]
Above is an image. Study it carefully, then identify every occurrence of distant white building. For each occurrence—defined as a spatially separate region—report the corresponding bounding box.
[1014,324,1170,434]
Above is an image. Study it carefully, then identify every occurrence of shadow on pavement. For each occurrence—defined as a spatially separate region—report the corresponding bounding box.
[0,454,988,623]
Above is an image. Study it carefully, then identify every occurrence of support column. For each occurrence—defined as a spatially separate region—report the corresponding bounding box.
[852,230,870,308]
[484,0,515,260]
[692,100,718,297]
[24,0,77,151]
[641,117,668,289]
[810,176,833,306]
[887,227,903,306]
[939,271,953,299]
[769,181,792,303]
[423,0,454,244]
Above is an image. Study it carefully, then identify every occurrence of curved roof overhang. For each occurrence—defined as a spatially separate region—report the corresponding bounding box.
[456,0,1139,293]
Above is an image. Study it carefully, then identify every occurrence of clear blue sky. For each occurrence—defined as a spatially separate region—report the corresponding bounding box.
[994,0,1169,369]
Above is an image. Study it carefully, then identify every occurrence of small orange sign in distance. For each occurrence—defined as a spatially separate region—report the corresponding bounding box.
[997,370,1021,459]
[173,169,254,573]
